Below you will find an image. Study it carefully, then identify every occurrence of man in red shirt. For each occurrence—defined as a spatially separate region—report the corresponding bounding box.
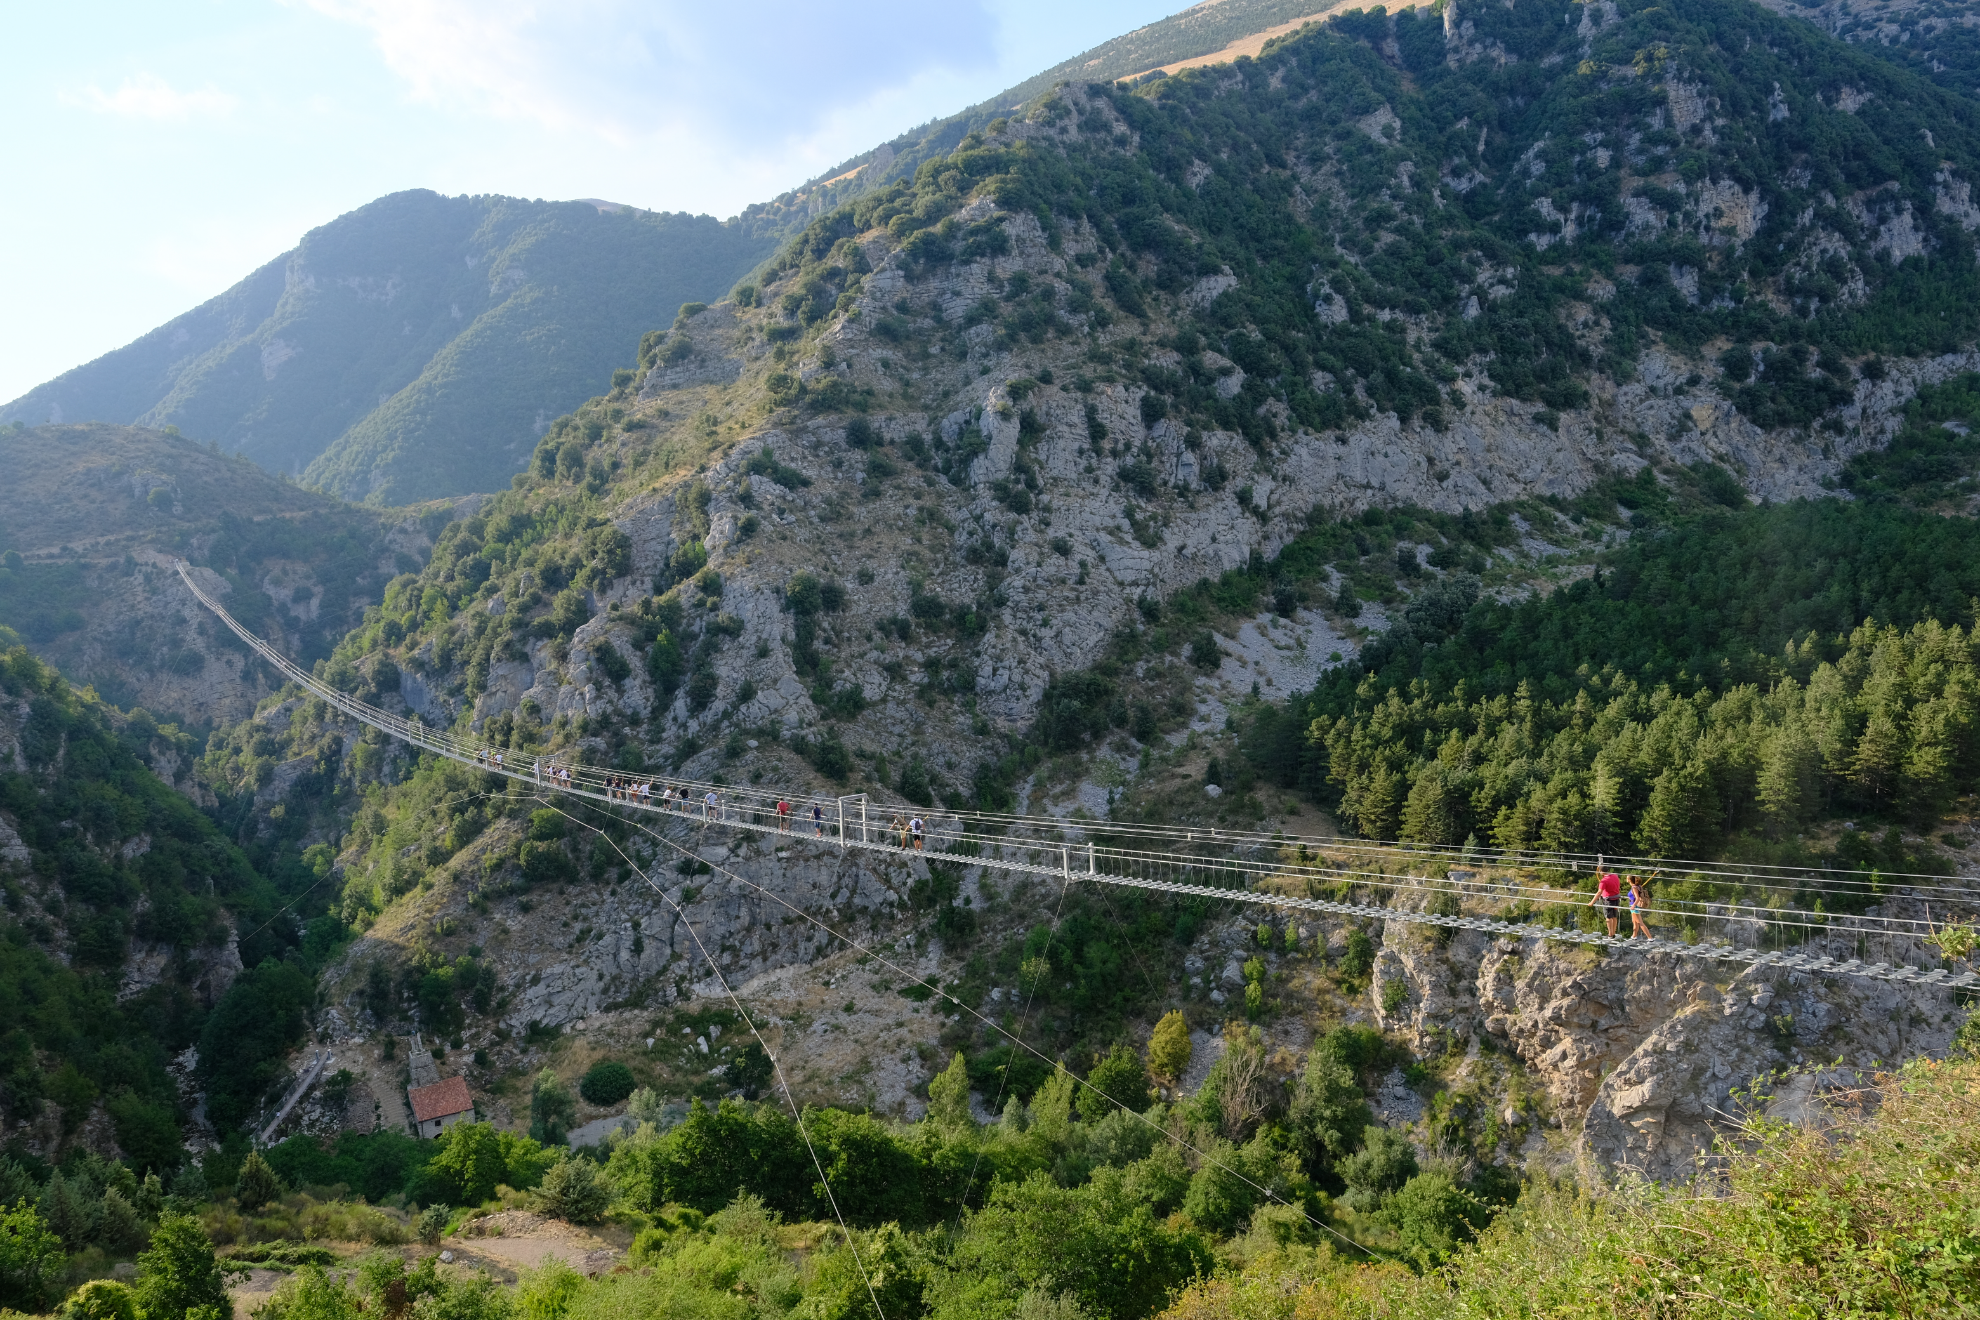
[1590,871,1623,937]
[777,800,790,831]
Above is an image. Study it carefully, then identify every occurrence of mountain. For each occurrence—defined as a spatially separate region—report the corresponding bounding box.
[0,192,775,505]
[0,422,449,728]
[1758,0,1980,101]
[728,0,1396,263]
[3,3,1974,1305]
[176,0,1980,1193]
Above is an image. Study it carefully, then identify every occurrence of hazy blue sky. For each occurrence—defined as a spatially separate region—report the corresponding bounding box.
[2,0,1179,403]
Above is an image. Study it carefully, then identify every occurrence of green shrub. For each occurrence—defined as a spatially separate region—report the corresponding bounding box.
[131,1214,230,1320]
[579,1062,636,1107]
[235,1151,284,1212]
[0,1201,64,1313]
[1339,1127,1418,1211]
[1077,1044,1150,1121]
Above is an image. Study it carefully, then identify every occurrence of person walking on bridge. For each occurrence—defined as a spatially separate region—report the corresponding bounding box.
[1628,873,1656,940]
[811,802,825,838]
[777,799,790,831]
[704,789,719,823]
[1591,870,1623,938]
[909,815,925,851]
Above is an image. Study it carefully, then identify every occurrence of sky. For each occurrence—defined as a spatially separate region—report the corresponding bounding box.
[0,0,1182,404]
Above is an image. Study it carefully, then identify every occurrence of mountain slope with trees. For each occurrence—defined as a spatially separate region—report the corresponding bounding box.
[9,2,1978,1314]
[1,192,775,505]
[178,0,1980,1143]
[0,637,331,1178]
[0,422,447,728]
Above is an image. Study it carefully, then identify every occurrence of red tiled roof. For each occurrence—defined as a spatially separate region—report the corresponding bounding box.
[408,1075,473,1124]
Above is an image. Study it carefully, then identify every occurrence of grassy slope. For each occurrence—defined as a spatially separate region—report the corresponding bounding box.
[1161,1049,1980,1318]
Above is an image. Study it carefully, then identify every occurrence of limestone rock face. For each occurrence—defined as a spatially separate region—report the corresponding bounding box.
[491,174,1980,762]
[1368,897,1965,1183]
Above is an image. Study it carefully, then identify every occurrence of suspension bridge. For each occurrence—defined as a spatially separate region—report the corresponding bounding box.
[176,561,1980,991]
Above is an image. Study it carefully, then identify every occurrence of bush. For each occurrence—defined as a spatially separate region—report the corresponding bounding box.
[579,1061,636,1107]
[1287,1031,1371,1175]
[1386,1168,1481,1267]
[1077,1043,1150,1121]
[57,1279,136,1320]
[536,1157,611,1225]
[1188,630,1220,669]
[419,1122,551,1207]
[529,1070,577,1147]
[1147,1011,1192,1085]
[1340,1128,1417,1211]
[1338,928,1375,982]
[520,840,576,887]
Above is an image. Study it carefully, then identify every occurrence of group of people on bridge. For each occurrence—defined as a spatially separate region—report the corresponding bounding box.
[1591,870,1658,939]
[506,753,930,851]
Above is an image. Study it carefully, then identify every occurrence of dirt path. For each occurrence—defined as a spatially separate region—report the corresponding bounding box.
[449,1211,622,1279]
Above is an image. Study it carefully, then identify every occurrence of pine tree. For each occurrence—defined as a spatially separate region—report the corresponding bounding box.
[1757,721,1821,836]
[536,1157,610,1225]
[1634,759,1717,859]
[38,1172,98,1252]
[1852,710,1907,802]
[1352,762,1403,839]
[1147,1010,1192,1087]
[1400,764,1463,845]
[925,1051,975,1130]
[234,1151,282,1214]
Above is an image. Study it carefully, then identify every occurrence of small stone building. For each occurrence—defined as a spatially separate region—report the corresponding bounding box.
[405,1034,475,1138]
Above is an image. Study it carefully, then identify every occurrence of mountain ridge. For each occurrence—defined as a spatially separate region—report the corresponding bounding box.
[1,192,775,505]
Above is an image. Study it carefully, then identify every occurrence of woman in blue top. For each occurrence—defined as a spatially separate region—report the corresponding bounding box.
[1627,873,1655,940]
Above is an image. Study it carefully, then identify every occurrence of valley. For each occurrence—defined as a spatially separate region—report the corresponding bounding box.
[1,0,1979,1316]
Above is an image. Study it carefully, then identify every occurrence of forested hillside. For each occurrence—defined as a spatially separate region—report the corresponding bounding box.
[1763,0,1980,101]
[0,422,444,728]
[1238,372,1980,873]
[0,638,333,1175]
[1,193,775,504]
[186,0,1980,1023]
